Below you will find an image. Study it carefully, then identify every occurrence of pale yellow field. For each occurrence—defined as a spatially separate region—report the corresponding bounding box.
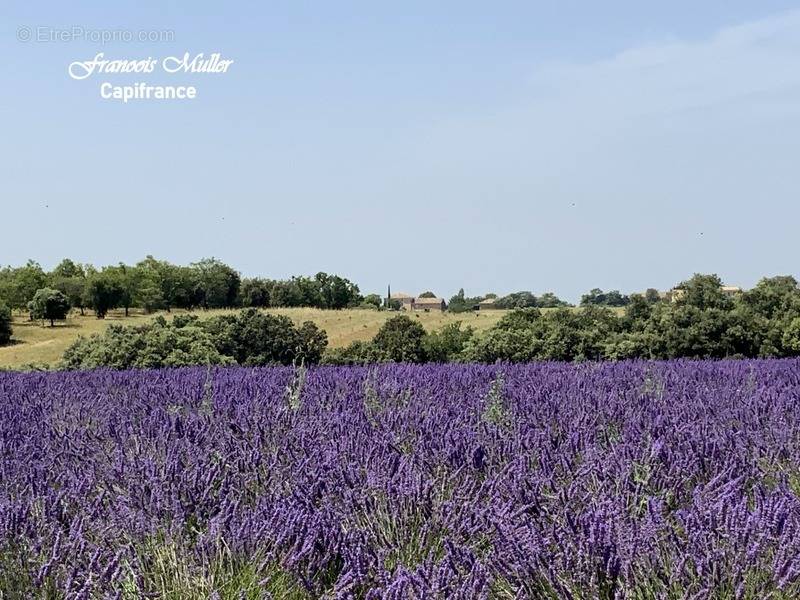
[0,307,511,369]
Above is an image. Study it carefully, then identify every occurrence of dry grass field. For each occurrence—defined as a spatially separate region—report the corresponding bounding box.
[0,307,511,369]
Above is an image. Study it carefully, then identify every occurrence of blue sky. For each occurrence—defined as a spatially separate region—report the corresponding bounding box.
[2,1,800,302]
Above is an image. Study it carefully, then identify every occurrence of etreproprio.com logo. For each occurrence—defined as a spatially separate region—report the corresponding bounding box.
[17,26,174,44]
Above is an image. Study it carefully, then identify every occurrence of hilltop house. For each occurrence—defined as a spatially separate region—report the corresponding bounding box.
[389,291,447,311]
[413,296,447,311]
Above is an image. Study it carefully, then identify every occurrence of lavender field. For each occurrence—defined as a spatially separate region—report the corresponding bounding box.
[1,361,800,599]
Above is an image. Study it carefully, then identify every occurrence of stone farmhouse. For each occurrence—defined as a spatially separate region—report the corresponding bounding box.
[389,292,447,311]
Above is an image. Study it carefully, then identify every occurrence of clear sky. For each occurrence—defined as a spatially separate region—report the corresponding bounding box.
[2,1,800,302]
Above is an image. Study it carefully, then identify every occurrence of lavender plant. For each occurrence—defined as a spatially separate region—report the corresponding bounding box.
[1,360,799,598]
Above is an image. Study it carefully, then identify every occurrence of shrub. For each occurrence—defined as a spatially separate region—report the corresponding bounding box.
[61,318,232,370]
[321,341,382,365]
[201,308,328,366]
[295,321,329,364]
[323,317,428,366]
[423,322,474,362]
[61,309,329,370]
[464,306,619,362]
[372,315,427,363]
[464,327,542,363]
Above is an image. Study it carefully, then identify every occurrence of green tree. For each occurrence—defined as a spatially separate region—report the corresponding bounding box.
[645,304,739,359]
[644,288,661,303]
[494,291,570,309]
[580,288,604,306]
[781,317,800,354]
[361,294,383,309]
[87,272,124,318]
[28,288,71,326]
[742,276,800,320]
[50,275,88,315]
[269,279,304,307]
[191,258,241,309]
[622,293,653,326]
[3,260,48,310]
[536,292,570,308]
[514,306,614,361]
[293,276,324,307]
[51,258,84,279]
[447,288,482,313]
[103,264,142,317]
[136,257,195,311]
[0,302,12,346]
[131,260,166,313]
[580,288,630,307]
[136,283,165,313]
[372,315,427,363]
[239,277,274,307]
[387,299,403,311]
[314,272,361,309]
[0,268,12,308]
[495,291,538,309]
[676,274,731,310]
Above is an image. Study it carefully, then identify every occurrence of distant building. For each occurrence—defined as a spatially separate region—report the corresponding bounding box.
[667,288,686,303]
[721,285,742,297]
[388,291,447,311]
[413,296,447,311]
[478,297,498,310]
[389,292,415,311]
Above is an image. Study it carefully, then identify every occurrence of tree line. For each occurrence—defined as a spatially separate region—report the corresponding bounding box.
[6,264,800,366]
[0,257,365,319]
[447,289,571,312]
[8,272,800,370]
[327,274,800,364]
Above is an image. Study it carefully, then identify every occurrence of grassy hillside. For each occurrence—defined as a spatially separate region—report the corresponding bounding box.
[0,307,510,369]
